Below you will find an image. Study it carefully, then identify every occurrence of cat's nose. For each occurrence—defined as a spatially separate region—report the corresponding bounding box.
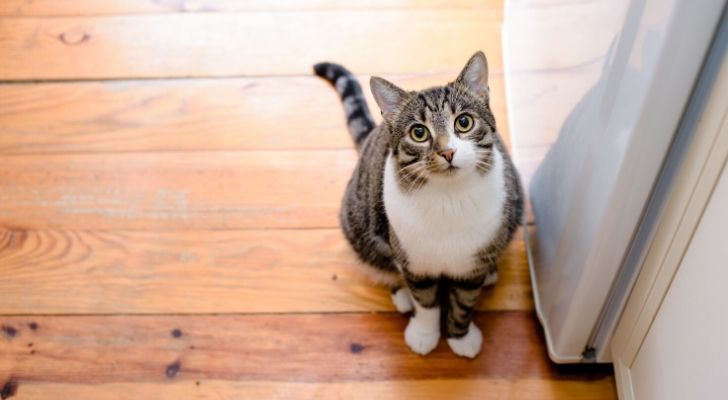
[438,148,456,163]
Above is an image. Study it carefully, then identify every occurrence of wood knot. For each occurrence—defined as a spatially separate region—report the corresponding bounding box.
[349,342,365,353]
[165,360,181,378]
[58,31,91,46]
[1,380,17,399]
[1,326,17,339]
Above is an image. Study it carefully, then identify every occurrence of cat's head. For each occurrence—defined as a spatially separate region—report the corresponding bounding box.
[371,51,496,191]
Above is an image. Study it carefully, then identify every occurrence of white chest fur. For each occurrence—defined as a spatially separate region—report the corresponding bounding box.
[383,150,506,277]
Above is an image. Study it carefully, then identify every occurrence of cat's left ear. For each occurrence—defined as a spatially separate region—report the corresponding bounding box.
[456,51,489,98]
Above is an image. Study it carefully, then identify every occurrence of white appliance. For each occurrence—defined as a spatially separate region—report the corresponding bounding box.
[502,0,727,363]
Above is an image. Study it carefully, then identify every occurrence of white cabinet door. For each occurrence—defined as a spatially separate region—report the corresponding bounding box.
[506,0,726,362]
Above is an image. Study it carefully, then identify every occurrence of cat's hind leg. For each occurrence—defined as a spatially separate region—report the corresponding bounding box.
[482,270,499,287]
[390,286,413,313]
[357,265,412,312]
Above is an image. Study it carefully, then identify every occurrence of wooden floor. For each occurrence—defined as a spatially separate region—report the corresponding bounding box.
[0,1,616,398]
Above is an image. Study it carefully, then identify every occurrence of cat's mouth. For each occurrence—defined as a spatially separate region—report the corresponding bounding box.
[441,165,460,175]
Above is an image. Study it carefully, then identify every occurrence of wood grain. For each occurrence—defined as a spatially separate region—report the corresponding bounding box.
[0,11,502,81]
[6,379,617,400]
[0,227,531,314]
[0,73,510,154]
[0,150,355,230]
[0,313,615,384]
[0,0,502,16]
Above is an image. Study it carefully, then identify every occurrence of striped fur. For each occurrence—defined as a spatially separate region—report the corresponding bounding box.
[314,52,524,357]
[313,62,376,146]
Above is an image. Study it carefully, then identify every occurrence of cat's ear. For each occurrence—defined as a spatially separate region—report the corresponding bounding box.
[370,77,408,119]
[456,51,489,98]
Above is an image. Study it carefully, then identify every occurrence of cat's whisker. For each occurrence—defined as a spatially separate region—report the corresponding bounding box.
[398,172,423,191]
[398,162,428,175]
[400,165,428,191]
[397,162,429,190]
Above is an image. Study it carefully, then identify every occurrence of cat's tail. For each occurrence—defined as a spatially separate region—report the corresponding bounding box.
[313,62,376,146]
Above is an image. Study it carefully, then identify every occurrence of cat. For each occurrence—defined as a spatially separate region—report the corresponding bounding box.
[313,52,523,358]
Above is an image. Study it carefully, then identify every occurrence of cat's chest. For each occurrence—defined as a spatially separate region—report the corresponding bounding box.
[383,151,506,277]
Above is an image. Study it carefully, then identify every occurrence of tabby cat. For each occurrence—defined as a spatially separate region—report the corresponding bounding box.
[314,52,523,358]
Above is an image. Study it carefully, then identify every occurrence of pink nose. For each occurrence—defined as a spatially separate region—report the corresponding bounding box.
[439,148,456,163]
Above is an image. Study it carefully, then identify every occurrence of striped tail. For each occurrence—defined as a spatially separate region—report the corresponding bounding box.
[313,62,376,146]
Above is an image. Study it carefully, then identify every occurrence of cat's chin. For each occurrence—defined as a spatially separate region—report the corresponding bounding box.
[433,165,475,179]
[441,166,460,175]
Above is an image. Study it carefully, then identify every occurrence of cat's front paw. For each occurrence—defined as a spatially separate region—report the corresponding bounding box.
[391,287,413,313]
[483,271,499,287]
[404,319,440,355]
[447,323,483,358]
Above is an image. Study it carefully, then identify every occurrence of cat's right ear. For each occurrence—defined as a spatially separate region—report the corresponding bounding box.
[370,77,408,119]
[456,51,489,98]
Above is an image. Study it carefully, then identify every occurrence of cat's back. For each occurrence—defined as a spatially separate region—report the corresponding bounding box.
[339,126,397,272]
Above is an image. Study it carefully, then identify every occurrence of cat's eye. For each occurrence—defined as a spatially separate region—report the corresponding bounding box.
[455,114,474,133]
[409,125,430,142]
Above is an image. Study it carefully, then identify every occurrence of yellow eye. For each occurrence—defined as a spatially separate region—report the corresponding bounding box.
[455,114,474,132]
[409,125,430,142]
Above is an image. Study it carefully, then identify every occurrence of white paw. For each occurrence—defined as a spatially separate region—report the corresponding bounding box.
[483,271,499,287]
[404,319,440,356]
[391,288,413,313]
[447,323,483,358]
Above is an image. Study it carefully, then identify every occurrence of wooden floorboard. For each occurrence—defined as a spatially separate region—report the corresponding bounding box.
[0,227,532,314]
[0,73,509,154]
[0,0,617,397]
[0,150,354,230]
[0,11,501,80]
[7,379,617,400]
[0,0,501,16]
[0,313,613,383]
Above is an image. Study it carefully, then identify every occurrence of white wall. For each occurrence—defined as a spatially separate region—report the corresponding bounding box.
[629,163,728,399]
